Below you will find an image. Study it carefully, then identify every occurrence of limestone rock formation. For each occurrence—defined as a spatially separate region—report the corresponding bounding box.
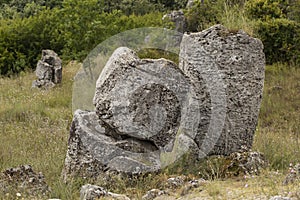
[0,165,50,197]
[64,24,265,180]
[63,47,200,180]
[179,24,265,156]
[32,49,62,88]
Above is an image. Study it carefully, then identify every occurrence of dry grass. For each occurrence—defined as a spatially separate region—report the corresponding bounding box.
[0,62,299,199]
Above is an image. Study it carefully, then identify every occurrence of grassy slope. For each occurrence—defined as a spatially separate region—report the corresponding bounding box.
[0,63,299,199]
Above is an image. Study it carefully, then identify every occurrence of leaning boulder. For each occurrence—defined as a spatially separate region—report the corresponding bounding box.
[63,47,200,180]
[179,24,265,156]
[64,25,265,180]
[62,109,161,181]
[32,49,62,88]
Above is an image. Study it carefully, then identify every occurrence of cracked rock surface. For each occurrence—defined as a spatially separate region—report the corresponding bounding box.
[179,24,265,156]
[63,25,265,180]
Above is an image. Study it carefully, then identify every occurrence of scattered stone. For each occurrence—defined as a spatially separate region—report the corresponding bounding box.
[269,196,292,200]
[0,165,50,197]
[142,189,167,200]
[180,178,206,196]
[179,24,265,156]
[80,184,130,200]
[186,0,195,8]
[283,163,300,185]
[225,148,268,176]
[162,10,187,33]
[166,176,187,188]
[32,49,62,89]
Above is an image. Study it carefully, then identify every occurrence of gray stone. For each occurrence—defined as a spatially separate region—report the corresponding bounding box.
[0,165,50,197]
[65,24,265,180]
[283,163,300,185]
[80,184,130,200]
[142,189,167,200]
[162,10,187,48]
[227,148,268,176]
[64,47,200,179]
[162,10,187,33]
[32,49,62,88]
[62,109,161,181]
[179,24,265,156]
[269,196,291,200]
[186,0,195,8]
[93,47,198,151]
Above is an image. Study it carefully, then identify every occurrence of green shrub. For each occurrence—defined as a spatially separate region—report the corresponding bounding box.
[185,0,221,31]
[0,9,62,76]
[245,0,288,20]
[254,18,300,65]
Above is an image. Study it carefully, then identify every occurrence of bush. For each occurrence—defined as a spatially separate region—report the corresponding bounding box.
[245,0,288,20]
[0,8,63,76]
[253,17,300,65]
[245,0,300,64]
[185,0,221,31]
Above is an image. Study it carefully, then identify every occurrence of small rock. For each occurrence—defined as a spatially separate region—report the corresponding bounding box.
[0,165,50,197]
[142,189,167,200]
[162,10,187,33]
[226,149,268,176]
[180,178,206,196]
[269,196,291,200]
[32,49,62,89]
[283,163,300,185]
[80,184,130,200]
[166,176,186,188]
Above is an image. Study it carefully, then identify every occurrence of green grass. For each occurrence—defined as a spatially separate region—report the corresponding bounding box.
[0,62,299,199]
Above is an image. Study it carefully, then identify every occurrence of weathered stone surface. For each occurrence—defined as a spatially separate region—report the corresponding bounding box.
[162,10,186,48]
[80,184,130,200]
[93,47,198,150]
[0,165,50,197]
[225,149,268,176]
[62,109,161,181]
[65,24,265,180]
[65,47,200,179]
[142,189,167,200]
[269,196,292,200]
[162,10,187,33]
[179,24,265,156]
[32,49,62,88]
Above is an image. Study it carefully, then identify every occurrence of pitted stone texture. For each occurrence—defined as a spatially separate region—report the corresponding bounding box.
[32,49,62,88]
[0,165,50,197]
[179,24,265,156]
[80,184,130,200]
[93,47,197,150]
[62,110,161,181]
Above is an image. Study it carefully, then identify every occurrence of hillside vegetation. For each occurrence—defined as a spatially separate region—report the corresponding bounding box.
[0,0,299,75]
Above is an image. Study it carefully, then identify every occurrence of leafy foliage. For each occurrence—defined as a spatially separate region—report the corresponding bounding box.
[245,0,300,64]
[254,18,300,64]
[0,0,163,76]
